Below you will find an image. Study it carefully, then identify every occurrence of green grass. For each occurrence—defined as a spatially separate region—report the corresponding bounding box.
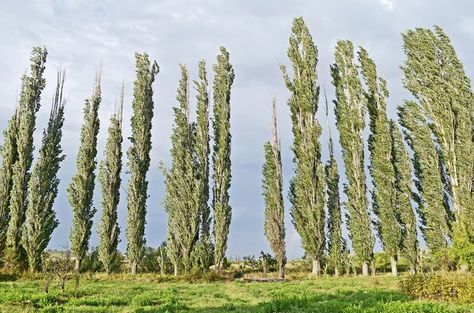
[0,275,472,312]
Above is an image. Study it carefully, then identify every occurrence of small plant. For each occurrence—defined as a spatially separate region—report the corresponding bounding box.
[258,251,277,273]
[42,249,73,293]
[400,273,474,303]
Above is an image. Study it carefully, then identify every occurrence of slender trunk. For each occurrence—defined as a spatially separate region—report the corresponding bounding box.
[409,263,416,275]
[334,267,340,277]
[59,279,65,293]
[362,261,369,276]
[131,261,137,275]
[173,264,178,276]
[215,260,222,273]
[390,256,398,276]
[311,257,321,276]
[74,258,81,273]
[278,262,285,279]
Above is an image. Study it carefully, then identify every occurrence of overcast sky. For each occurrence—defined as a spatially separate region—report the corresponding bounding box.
[0,0,473,260]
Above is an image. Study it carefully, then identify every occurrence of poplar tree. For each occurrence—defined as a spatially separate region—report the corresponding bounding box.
[126,53,159,274]
[22,71,66,272]
[212,47,234,271]
[68,73,101,272]
[359,47,400,276]
[398,102,450,252]
[389,120,418,274]
[97,85,124,274]
[325,137,345,277]
[4,47,47,269]
[331,40,374,276]
[192,60,213,271]
[402,27,474,267]
[262,99,286,279]
[280,17,325,276]
[163,65,200,274]
[324,89,346,277]
[0,111,19,256]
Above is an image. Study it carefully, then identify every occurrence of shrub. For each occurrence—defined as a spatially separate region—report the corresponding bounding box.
[400,273,474,303]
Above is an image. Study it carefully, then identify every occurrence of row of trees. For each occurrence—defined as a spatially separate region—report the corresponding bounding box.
[262,18,473,278]
[0,17,472,277]
[0,45,235,275]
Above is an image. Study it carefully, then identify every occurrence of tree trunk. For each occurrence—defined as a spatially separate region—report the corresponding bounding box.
[278,262,285,279]
[215,259,222,273]
[409,263,416,275]
[173,264,178,276]
[311,258,321,276]
[131,261,137,275]
[390,256,398,276]
[334,267,340,277]
[74,258,81,273]
[362,261,369,276]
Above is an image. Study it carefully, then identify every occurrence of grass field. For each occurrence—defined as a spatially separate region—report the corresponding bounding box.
[0,274,472,312]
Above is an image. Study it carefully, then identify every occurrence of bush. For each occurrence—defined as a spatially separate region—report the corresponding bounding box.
[400,273,474,303]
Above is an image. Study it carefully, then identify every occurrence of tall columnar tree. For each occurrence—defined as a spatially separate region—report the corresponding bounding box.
[192,60,213,271]
[4,47,47,269]
[0,110,20,255]
[68,73,101,272]
[22,71,66,272]
[398,102,451,252]
[262,99,286,279]
[280,17,325,276]
[389,120,418,274]
[163,65,200,274]
[212,47,234,271]
[359,47,400,276]
[402,26,474,267]
[97,85,124,274]
[325,137,345,277]
[126,53,159,275]
[331,40,374,276]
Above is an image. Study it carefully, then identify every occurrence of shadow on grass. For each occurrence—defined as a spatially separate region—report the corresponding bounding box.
[0,273,17,282]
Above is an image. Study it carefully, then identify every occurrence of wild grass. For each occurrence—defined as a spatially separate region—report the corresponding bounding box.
[0,274,472,312]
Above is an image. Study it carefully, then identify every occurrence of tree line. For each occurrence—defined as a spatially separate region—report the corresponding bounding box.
[0,17,472,278]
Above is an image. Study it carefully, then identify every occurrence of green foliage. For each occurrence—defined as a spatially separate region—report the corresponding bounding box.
[212,46,234,271]
[325,137,347,276]
[402,26,474,266]
[400,274,474,303]
[193,60,213,272]
[262,99,286,277]
[398,102,451,252]
[126,53,159,273]
[331,40,374,267]
[4,46,47,270]
[22,72,66,272]
[163,65,201,274]
[280,17,325,274]
[68,73,101,271]
[97,86,124,274]
[390,121,418,271]
[0,111,19,256]
[359,47,401,264]
[81,247,104,273]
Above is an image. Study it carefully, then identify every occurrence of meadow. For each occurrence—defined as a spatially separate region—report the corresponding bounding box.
[0,274,472,313]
